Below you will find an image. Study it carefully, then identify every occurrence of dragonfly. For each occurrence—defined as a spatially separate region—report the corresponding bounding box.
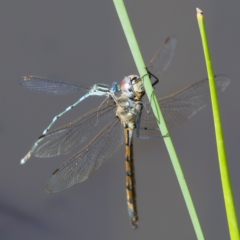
[19,36,230,228]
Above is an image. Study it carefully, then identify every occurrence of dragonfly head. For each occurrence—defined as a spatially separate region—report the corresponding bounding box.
[120,75,145,99]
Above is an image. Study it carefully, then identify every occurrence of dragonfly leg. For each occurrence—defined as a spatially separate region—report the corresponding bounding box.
[142,102,150,115]
[142,89,154,115]
[95,96,111,124]
[140,69,159,114]
[142,68,159,87]
[162,132,170,138]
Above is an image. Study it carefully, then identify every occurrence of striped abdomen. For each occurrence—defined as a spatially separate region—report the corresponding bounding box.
[124,124,138,228]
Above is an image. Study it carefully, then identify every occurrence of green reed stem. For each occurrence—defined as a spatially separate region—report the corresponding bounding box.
[113,1,205,239]
[197,8,239,240]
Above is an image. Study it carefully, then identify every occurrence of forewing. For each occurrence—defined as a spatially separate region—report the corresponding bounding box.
[31,102,116,157]
[19,76,91,95]
[46,117,124,193]
[147,36,177,80]
[137,75,230,138]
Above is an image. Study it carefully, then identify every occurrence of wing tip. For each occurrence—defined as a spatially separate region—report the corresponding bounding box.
[215,74,230,92]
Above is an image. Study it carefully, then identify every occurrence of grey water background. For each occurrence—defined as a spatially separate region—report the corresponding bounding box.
[0,1,239,239]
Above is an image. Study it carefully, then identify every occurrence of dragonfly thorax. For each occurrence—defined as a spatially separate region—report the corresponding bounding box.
[116,95,142,126]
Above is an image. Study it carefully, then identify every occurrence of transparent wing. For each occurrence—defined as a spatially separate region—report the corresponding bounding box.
[46,117,124,193]
[30,101,116,157]
[147,36,177,80]
[19,75,92,95]
[137,75,230,139]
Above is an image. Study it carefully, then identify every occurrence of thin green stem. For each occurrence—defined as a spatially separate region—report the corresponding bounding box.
[197,8,239,240]
[113,1,205,239]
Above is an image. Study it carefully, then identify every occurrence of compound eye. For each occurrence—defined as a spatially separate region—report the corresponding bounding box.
[120,76,134,98]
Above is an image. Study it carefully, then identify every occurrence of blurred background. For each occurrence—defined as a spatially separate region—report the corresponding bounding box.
[0,0,239,239]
